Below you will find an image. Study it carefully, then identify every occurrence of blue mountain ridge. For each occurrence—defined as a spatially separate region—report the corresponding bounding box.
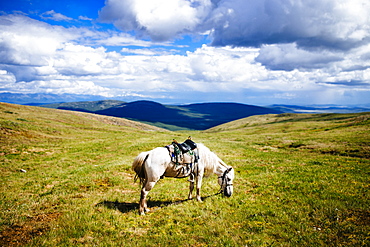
[42,100,283,130]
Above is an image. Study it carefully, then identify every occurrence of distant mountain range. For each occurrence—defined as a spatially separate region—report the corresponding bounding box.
[41,100,283,130]
[0,92,107,105]
[268,104,370,114]
[0,92,145,105]
[1,92,369,130]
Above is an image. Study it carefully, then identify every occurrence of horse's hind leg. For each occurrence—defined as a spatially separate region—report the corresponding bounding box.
[139,181,156,215]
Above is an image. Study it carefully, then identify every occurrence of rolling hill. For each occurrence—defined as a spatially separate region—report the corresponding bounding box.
[1,102,369,246]
[0,103,370,247]
[42,100,283,130]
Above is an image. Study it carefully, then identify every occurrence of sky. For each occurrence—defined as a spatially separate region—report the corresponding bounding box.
[1,0,370,106]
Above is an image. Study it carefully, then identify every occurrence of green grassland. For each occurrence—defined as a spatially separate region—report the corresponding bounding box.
[1,103,369,246]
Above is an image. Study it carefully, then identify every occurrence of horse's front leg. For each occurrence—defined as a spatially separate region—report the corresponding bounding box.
[188,173,195,200]
[195,176,203,202]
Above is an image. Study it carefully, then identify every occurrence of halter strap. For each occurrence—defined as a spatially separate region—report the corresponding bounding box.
[218,167,233,193]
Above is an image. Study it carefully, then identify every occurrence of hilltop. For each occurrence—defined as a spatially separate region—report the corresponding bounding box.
[205,112,370,132]
[42,100,282,130]
[205,112,370,159]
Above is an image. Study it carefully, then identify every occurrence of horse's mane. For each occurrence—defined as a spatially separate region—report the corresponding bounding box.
[197,143,228,177]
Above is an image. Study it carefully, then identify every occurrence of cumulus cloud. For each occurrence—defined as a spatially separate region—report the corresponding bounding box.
[0,14,117,94]
[255,43,342,71]
[209,0,370,50]
[99,0,370,50]
[99,0,213,41]
[0,15,75,67]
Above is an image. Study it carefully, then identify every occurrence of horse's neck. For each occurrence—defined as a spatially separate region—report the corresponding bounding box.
[197,143,228,176]
[214,160,228,177]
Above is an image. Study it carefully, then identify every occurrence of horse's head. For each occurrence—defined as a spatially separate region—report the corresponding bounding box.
[218,167,234,197]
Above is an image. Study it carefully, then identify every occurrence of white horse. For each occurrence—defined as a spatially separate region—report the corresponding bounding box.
[132,143,234,215]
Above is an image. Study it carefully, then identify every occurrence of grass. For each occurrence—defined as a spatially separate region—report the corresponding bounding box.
[0,103,369,246]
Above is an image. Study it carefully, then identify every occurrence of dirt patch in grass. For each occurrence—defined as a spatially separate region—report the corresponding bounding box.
[0,127,18,136]
[318,148,370,158]
[0,212,61,247]
[324,209,370,246]
[344,209,370,226]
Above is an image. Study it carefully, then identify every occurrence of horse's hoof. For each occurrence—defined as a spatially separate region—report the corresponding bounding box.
[144,208,150,213]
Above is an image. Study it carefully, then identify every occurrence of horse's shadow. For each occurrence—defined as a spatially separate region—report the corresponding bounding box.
[96,193,220,214]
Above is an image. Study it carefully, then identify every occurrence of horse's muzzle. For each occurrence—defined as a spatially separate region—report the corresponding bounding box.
[223,185,233,197]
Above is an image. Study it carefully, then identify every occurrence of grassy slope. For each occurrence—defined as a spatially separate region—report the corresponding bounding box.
[1,103,369,246]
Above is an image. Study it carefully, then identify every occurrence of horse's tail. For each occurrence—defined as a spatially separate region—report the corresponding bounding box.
[132,152,150,186]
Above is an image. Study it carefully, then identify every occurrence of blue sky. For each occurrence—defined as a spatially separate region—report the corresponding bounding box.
[1,0,370,106]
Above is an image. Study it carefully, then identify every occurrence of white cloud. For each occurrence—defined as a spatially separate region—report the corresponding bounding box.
[0,15,76,67]
[121,48,178,55]
[187,45,260,87]
[53,43,109,75]
[94,33,155,47]
[78,16,93,21]
[256,43,342,71]
[99,0,213,41]
[41,10,73,22]
[99,0,370,51]
[209,0,370,50]
[0,70,16,88]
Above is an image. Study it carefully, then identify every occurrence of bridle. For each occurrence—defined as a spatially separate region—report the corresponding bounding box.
[218,167,233,194]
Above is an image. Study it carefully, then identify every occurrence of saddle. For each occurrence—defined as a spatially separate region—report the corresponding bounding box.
[166,137,199,165]
[173,138,197,153]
